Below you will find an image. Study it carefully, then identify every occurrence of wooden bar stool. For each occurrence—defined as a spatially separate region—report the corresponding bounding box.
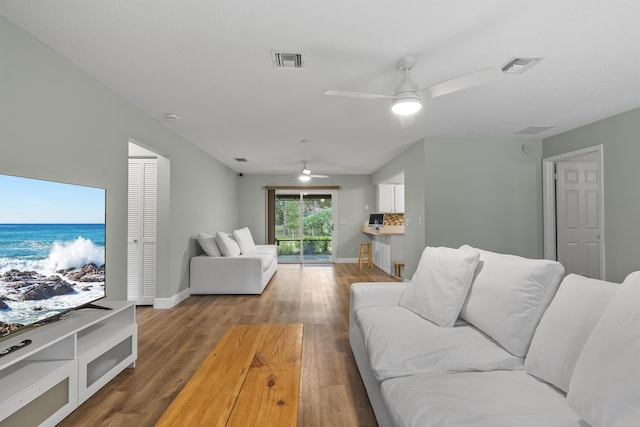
[394,260,405,278]
[359,243,373,269]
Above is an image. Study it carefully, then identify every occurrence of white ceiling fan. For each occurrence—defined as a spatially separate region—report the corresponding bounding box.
[324,56,502,117]
[298,161,329,182]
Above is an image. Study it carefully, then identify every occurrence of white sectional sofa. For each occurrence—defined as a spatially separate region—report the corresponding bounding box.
[350,245,640,427]
[190,227,277,294]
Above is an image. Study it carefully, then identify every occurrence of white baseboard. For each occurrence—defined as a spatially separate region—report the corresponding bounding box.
[153,287,191,309]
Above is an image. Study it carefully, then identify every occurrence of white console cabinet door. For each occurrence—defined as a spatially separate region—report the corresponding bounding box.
[0,301,136,426]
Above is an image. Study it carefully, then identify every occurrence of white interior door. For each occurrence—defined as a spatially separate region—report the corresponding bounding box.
[128,158,157,305]
[556,161,601,278]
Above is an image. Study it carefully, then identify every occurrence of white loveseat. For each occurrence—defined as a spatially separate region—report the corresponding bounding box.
[350,245,640,427]
[190,227,277,294]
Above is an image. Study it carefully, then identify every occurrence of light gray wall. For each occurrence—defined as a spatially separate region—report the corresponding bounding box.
[372,140,426,278]
[424,138,543,259]
[1,16,239,300]
[543,107,640,283]
[237,175,374,260]
[372,138,543,279]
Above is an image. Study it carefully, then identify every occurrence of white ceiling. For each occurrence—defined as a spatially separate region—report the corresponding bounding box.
[2,1,640,176]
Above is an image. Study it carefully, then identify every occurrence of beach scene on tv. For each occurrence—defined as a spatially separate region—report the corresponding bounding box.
[0,174,106,338]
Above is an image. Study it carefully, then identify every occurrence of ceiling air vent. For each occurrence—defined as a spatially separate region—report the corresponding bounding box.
[234,157,248,162]
[515,125,554,135]
[501,57,544,74]
[271,51,304,69]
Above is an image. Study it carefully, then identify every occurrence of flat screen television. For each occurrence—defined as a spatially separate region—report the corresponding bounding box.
[0,173,106,339]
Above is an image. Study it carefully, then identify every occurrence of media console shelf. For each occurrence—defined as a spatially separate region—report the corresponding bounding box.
[0,301,137,427]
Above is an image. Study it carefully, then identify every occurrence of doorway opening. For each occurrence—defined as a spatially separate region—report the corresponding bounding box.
[543,145,605,279]
[274,190,337,264]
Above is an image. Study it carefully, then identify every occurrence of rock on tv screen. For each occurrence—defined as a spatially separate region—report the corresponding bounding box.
[0,173,106,339]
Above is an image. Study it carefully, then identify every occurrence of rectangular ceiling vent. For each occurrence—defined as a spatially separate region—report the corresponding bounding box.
[234,157,248,162]
[515,125,554,135]
[271,51,304,69]
[501,57,544,74]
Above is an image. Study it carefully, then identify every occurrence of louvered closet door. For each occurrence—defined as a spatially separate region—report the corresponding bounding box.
[128,158,157,305]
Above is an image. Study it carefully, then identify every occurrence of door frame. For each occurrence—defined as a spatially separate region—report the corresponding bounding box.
[128,140,171,308]
[542,144,605,278]
[275,189,338,263]
[127,156,158,305]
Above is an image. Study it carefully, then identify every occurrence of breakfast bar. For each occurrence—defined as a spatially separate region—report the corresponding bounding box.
[361,225,405,277]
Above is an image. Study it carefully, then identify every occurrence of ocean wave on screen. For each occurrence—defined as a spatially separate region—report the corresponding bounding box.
[46,237,105,272]
[0,257,45,274]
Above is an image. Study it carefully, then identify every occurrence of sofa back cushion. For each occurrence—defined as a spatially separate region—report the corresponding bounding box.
[399,246,480,327]
[197,233,222,257]
[524,274,618,392]
[215,232,241,257]
[233,227,257,254]
[567,271,640,427]
[458,245,565,357]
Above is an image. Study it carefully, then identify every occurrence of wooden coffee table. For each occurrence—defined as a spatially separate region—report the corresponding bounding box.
[155,323,303,427]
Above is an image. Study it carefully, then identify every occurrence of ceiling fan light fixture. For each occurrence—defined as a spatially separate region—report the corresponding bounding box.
[391,93,422,116]
[299,173,311,182]
[302,167,311,175]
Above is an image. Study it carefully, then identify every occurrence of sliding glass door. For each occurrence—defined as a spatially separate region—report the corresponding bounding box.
[275,190,336,263]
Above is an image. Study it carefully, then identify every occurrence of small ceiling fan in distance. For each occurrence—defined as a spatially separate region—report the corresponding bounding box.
[298,161,329,182]
[324,56,502,117]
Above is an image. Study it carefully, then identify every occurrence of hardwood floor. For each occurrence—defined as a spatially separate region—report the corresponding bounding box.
[58,263,397,427]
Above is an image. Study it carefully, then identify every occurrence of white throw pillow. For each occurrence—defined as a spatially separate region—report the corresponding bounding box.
[458,245,565,357]
[232,227,257,255]
[567,271,640,427]
[399,246,480,327]
[524,274,618,392]
[215,232,241,257]
[197,233,222,257]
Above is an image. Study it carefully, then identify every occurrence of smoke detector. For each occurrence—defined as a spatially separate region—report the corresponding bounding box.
[163,113,181,121]
[501,57,544,74]
[271,51,304,69]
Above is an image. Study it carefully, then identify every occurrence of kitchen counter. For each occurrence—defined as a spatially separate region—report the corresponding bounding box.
[361,225,405,277]
[360,225,405,236]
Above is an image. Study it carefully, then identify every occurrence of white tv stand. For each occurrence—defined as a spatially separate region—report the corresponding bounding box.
[0,301,137,426]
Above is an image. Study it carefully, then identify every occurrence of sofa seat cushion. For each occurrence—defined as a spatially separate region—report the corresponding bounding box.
[356,306,522,381]
[245,245,277,272]
[381,371,583,427]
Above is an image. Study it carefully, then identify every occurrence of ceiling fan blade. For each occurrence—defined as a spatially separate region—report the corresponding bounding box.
[324,90,391,100]
[426,66,501,98]
[310,174,330,178]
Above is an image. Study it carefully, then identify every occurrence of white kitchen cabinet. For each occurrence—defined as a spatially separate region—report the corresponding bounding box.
[393,185,405,213]
[377,184,404,213]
